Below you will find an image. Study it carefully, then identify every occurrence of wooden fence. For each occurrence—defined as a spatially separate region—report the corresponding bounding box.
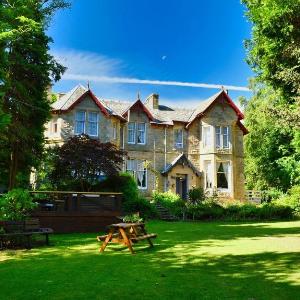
[245,190,265,204]
[30,191,122,233]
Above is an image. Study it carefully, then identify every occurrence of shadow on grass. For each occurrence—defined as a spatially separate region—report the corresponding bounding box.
[1,221,300,299]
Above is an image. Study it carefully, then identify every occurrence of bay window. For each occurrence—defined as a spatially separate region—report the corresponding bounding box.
[203,126,212,148]
[204,160,213,189]
[216,126,230,149]
[217,161,230,190]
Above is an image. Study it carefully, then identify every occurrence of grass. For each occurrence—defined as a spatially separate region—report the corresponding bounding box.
[1,220,300,300]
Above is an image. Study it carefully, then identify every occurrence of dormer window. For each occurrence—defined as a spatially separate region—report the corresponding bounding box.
[127,122,136,144]
[127,122,146,145]
[174,129,183,148]
[75,111,85,135]
[75,111,99,137]
[137,123,146,144]
[87,112,99,136]
[216,126,230,149]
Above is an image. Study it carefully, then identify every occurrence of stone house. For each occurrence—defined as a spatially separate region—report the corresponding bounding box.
[46,84,248,200]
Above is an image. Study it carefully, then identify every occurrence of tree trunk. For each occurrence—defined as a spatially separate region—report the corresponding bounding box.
[9,143,18,190]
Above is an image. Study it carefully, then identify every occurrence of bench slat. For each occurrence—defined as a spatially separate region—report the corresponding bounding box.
[130,234,157,242]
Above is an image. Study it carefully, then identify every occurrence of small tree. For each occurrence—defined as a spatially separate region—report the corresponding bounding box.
[50,134,126,191]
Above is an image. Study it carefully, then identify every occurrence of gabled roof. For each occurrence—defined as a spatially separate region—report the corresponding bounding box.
[186,90,244,128]
[51,84,87,111]
[122,99,155,121]
[161,153,202,177]
[51,85,248,134]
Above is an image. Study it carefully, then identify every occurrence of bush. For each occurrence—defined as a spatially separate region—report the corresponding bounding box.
[185,199,293,221]
[94,173,157,219]
[188,187,205,204]
[152,191,186,217]
[0,189,37,221]
[279,185,300,215]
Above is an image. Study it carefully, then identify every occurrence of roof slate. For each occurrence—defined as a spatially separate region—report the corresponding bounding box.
[51,85,243,127]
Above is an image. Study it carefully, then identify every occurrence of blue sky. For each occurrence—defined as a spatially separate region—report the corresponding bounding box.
[48,0,253,107]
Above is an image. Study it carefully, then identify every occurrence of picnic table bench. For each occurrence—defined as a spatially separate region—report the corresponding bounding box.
[97,222,157,254]
[0,219,53,249]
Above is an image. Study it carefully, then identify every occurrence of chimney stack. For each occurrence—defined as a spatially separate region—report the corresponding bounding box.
[145,93,159,109]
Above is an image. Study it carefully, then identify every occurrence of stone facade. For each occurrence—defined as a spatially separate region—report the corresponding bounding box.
[46,85,248,200]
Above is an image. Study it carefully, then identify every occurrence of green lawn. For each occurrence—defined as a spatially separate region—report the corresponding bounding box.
[1,220,300,300]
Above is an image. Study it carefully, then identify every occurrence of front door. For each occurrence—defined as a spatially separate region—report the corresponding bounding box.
[176,175,188,200]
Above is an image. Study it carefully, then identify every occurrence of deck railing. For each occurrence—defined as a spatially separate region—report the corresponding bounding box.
[30,191,122,213]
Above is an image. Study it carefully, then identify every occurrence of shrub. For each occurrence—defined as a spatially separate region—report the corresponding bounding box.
[122,213,143,223]
[94,173,157,219]
[122,196,157,219]
[152,191,185,217]
[0,189,37,221]
[185,200,293,221]
[261,188,284,202]
[188,187,205,204]
[279,185,300,215]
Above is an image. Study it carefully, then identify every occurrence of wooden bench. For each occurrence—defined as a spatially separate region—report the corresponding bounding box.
[0,219,53,249]
[130,233,157,243]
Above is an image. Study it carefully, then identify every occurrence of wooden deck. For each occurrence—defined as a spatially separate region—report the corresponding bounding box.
[30,191,122,233]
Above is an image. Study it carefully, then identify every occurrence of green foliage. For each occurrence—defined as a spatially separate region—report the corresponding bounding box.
[0,189,36,221]
[188,187,205,204]
[0,0,69,189]
[244,84,300,191]
[94,173,157,219]
[186,199,293,221]
[243,0,300,101]
[152,191,186,217]
[48,135,126,191]
[122,213,143,223]
[279,185,300,215]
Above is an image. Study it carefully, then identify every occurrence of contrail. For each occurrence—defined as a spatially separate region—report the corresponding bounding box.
[63,73,250,92]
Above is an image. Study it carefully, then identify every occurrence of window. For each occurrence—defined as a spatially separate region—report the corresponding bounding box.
[53,123,58,133]
[126,159,147,189]
[75,111,85,135]
[204,161,213,189]
[217,162,230,190]
[203,126,212,148]
[127,122,135,144]
[87,112,99,136]
[137,123,146,144]
[174,129,183,148]
[113,123,117,139]
[216,126,230,149]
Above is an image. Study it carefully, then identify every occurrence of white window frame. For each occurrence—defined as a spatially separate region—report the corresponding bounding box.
[215,125,230,149]
[204,160,213,190]
[202,126,212,148]
[113,123,117,140]
[127,122,136,144]
[87,112,99,137]
[137,123,146,145]
[216,161,231,192]
[126,159,147,189]
[174,128,183,148]
[75,111,86,135]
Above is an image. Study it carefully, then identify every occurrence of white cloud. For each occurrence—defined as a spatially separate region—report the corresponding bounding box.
[51,49,250,94]
[51,48,123,76]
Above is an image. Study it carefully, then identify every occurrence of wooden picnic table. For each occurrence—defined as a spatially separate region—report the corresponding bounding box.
[97,222,157,254]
